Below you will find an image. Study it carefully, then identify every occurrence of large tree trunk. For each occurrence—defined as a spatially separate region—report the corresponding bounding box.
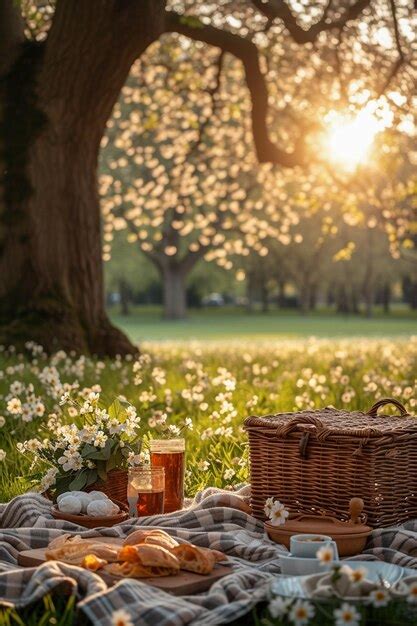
[363,227,375,319]
[0,0,165,355]
[161,265,187,320]
[277,280,286,308]
[119,279,130,316]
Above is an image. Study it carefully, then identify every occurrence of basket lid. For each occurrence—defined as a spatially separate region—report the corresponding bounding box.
[265,498,372,537]
[244,398,416,440]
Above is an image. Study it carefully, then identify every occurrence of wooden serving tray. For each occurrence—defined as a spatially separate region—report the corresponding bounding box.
[17,538,234,596]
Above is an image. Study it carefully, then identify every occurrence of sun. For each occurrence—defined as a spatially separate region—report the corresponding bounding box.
[324,105,386,170]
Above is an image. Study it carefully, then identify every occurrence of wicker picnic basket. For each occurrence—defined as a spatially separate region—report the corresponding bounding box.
[244,398,417,528]
[86,469,128,505]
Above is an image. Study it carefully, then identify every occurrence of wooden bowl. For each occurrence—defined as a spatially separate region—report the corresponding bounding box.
[264,498,373,557]
[265,522,372,557]
[51,498,129,528]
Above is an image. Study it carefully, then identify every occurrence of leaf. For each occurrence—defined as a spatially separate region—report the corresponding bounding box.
[108,398,124,421]
[81,444,97,459]
[86,469,98,487]
[96,463,107,483]
[82,440,112,461]
[106,448,124,472]
[69,469,88,491]
[54,474,73,496]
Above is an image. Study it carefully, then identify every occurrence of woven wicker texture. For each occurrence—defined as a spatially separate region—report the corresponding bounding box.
[244,398,417,527]
[87,469,128,505]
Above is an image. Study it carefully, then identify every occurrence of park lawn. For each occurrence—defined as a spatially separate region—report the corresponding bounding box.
[0,337,416,503]
[109,306,417,342]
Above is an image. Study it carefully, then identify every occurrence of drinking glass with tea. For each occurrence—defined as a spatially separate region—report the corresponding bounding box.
[150,438,185,513]
[127,466,165,517]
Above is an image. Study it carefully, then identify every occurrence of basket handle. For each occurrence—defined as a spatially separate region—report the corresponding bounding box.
[367,398,409,417]
[276,415,324,437]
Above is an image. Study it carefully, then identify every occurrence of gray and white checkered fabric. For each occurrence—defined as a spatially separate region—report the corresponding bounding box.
[1,489,417,625]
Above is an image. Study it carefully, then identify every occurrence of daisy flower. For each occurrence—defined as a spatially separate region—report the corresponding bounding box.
[288,599,315,625]
[316,545,335,565]
[269,500,290,526]
[369,588,390,608]
[7,398,22,414]
[334,602,361,626]
[348,566,368,584]
[407,581,417,603]
[269,596,291,619]
[111,609,134,626]
[264,497,275,517]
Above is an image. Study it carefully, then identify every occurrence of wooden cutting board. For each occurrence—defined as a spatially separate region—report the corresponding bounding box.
[17,538,234,596]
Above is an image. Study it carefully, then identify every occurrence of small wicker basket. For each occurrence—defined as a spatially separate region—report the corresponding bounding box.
[86,469,128,505]
[244,398,417,528]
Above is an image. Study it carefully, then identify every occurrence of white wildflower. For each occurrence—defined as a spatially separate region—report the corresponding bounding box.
[269,500,290,526]
[269,597,291,619]
[7,398,22,414]
[316,545,335,565]
[407,581,417,603]
[111,608,134,626]
[288,599,315,625]
[334,602,361,626]
[369,588,390,608]
[264,497,275,517]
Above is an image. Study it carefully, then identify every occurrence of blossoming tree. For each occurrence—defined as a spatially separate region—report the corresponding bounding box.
[1,0,415,350]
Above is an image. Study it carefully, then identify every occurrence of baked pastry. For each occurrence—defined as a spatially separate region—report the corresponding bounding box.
[118,544,180,571]
[172,544,216,575]
[46,535,119,565]
[81,554,108,571]
[197,546,228,563]
[123,529,179,550]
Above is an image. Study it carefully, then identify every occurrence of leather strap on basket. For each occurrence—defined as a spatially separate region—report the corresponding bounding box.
[367,398,409,417]
[276,415,329,458]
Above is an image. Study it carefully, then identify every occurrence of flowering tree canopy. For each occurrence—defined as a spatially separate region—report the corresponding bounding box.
[1,0,416,346]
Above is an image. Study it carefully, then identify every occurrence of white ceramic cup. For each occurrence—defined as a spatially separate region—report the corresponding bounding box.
[290,534,339,559]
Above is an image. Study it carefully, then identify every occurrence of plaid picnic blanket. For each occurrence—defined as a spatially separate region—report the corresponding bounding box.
[1,488,417,626]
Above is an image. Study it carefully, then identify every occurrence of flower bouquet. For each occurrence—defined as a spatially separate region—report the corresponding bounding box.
[19,392,144,497]
[265,562,417,626]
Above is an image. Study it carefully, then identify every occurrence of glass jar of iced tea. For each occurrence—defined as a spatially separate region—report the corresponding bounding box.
[150,438,185,513]
[127,466,165,517]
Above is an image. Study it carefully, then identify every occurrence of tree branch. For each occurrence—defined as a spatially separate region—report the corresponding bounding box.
[164,11,305,167]
[251,0,371,44]
[0,0,26,77]
[375,0,405,96]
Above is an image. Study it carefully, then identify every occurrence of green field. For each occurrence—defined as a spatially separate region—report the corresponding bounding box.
[110,306,417,342]
[2,336,416,504]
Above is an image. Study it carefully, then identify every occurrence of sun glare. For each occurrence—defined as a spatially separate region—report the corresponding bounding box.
[324,102,391,170]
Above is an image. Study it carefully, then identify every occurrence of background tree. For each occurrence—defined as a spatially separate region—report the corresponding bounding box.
[1,0,416,351]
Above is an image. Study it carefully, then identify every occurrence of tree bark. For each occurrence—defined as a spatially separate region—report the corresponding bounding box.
[119,279,130,316]
[246,272,255,313]
[382,283,391,314]
[0,1,166,355]
[277,280,286,308]
[160,265,187,320]
[363,228,375,318]
[260,277,269,313]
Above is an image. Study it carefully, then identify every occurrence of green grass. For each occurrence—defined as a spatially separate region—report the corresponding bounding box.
[0,337,416,625]
[1,337,416,502]
[109,306,417,342]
